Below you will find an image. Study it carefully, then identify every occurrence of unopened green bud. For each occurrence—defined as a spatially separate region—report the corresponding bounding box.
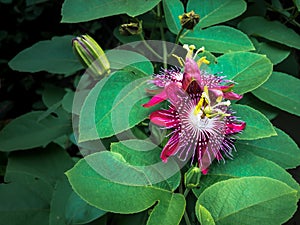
[119,21,142,36]
[179,10,200,30]
[184,166,201,189]
[72,34,110,78]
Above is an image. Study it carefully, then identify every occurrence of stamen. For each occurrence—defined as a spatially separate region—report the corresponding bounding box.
[172,54,185,67]
[196,56,210,67]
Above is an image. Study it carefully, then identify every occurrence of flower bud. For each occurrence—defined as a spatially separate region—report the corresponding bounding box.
[119,21,142,36]
[184,166,201,189]
[179,10,200,30]
[72,34,110,78]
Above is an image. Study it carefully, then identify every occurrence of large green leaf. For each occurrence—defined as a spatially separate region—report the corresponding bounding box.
[66,151,185,225]
[193,150,300,197]
[196,177,298,225]
[252,71,300,116]
[111,140,181,191]
[211,52,272,94]
[238,16,300,50]
[0,181,50,225]
[8,36,82,75]
[187,0,247,28]
[78,70,155,141]
[1,145,74,225]
[61,0,161,23]
[251,38,290,65]
[180,26,254,54]
[105,49,154,75]
[163,0,184,34]
[0,110,71,151]
[231,104,277,140]
[236,128,300,169]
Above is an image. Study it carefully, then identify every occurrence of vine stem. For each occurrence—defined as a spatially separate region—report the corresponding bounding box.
[139,33,163,60]
[157,3,168,68]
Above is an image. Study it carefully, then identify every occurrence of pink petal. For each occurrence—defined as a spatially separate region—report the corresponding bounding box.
[226,121,246,134]
[160,132,180,162]
[165,83,189,108]
[143,89,167,108]
[182,58,201,89]
[149,110,178,127]
[201,168,209,175]
[223,91,243,100]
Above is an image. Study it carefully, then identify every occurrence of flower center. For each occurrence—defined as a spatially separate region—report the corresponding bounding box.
[193,86,231,119]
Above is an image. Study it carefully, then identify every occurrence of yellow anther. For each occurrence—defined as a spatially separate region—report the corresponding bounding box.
[216,95,223,103]
[194,97,204,115]
[196,56,210,67]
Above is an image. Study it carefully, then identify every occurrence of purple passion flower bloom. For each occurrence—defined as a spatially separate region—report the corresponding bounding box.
[143,46,246,174]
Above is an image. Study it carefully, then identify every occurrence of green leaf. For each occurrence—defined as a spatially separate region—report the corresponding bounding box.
[238,16,300,50]
[163,0,184,34]
[180,26,254,54]
[42,84,66,108]
[237,93,279,120]
[231,104,277,140]
[106,49,154,75]
[61,0,161,23]
[195,204,216,225]
[295,0,300,11]
[62,90,74,113]
[196,177,298,225]
[66,151,185,225]
[5,144,74,185]
[78,71,155,141]
[111,140,181,191]
[236,127,300,169]
[0,145,74,225]
[0,181,50,225]
[0,110,71,151]
[252,72,300,116]
[187,0,247,28]
[193,150,300,197]
[211,52,272,94]
[251,38,290,65]
[8,36,83,75]
[65,191,106,225]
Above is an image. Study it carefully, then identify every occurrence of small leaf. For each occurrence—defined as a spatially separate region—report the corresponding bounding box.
[196,177,298,225]
[187,0,247,28]
[66,151,185,224]
[231,104,277,140]
[238,16,300,50]
[180,26,254,54]
[211,51,272,94]
[236,127,300,169]
[195,205,216,225]
[8,36,83,75]
[251,38,290,65]
[78,71,155,141]
[252,71,300,116]
[163,0,184,34]
[42,84,66,108]
[0,110,72,151]
[61,0,161,23]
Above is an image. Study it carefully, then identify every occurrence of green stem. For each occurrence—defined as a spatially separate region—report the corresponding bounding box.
[157,3,168,68]
[175,27,185,45]
[139,33,163,60]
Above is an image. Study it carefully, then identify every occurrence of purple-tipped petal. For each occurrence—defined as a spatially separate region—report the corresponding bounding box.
[161,131,180,162]
[150,109,178,128]
[143,89,167,108]
[226,121,246,134]
[224,91,243,100]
